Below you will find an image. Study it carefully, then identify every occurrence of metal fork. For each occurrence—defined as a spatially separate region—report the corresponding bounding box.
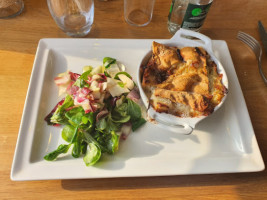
[237,31,267,85]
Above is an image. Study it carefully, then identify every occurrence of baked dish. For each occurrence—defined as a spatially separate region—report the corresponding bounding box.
[141,41,227,117]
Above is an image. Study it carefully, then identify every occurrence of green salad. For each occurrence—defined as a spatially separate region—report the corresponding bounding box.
[44,57,146,166]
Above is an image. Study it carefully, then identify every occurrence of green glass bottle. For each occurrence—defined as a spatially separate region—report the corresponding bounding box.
[168,0,213,34]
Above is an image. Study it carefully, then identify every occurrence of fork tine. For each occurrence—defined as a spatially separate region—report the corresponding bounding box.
[238,32,255,45]
[239,35,258,50]
[237,31,267,85]
[238,32,262,51]
[240,35,261,51]
[237,31,262,57]
[238,31,260,45]
[238,36,258,53]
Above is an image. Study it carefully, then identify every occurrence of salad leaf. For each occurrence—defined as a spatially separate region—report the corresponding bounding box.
[80,68,92,79]
[83,131,101,150]
[65,107,84,125]
[105,116,120,133]
[74,69,92,88]
[83,132,102,165]
[103,57,116,69]
[69,112,84,126]
[62,125,76,143]
[83,143,102,166]
[104,70,111,78]
[70,126,79,143]
[72,132,83,158]
[127,98,141,121]
[82,116,89,124]
[50,95,74,124]
[96,117,107,131]
[132,117,146,131]
[44,99,65,125]
[112,103,131,123]
[84,112,95,125]
[81,141,87,154]
[114,102,128,116]
[80,112,95,133]
[107,131,119,154]
[126,98,146,131]
[44,144,71,161]
[114,71,132,80]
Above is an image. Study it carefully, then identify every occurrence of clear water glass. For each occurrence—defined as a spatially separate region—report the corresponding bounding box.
[0,0,24,19]
[124,0,155,27]
[47,0,94,37]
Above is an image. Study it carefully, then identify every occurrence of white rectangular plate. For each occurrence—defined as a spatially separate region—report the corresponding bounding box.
[11,38,265,181]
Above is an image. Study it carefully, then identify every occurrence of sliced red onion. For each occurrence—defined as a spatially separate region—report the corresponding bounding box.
[81,87,92,95]
[68,85,79,96]
[85,76,93,84]
[110,96,120,107]
[66,81,74,93]
[127,87,140,102]
[69,72,80,81]
[77,96,86,103]
[99,73,107,80]
[54,75,70,86]
[44,98,65,125]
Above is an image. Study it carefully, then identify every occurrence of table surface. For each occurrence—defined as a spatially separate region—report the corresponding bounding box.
[1,0,267,199]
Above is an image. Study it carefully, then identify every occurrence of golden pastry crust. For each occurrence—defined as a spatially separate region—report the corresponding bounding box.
[141,42,227,117]
[153,88,210,112]
[152,41,182,71]
[157,73,209,95]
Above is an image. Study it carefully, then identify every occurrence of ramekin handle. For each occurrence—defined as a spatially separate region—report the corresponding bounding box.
[170,28,213,53]
[147,108,193,135]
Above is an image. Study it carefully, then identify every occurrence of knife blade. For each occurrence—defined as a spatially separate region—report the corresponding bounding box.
[258,20,267,54]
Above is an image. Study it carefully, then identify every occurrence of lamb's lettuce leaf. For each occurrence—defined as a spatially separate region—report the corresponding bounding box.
[44,144,71,161]
[62,125,76,143]
[107,131,119,154]
[83,143,102,166]
[103,57,116,69]
[50,95,74,124]
[74,69,92,88]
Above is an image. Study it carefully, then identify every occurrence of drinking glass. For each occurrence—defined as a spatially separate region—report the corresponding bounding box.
[0,0,24,19]
[47,0,94,37]
[124,0,155,27]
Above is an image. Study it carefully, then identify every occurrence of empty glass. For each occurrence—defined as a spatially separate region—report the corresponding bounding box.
[124,0,155,27]
[47,0,94,37]
[0,0,24,19]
